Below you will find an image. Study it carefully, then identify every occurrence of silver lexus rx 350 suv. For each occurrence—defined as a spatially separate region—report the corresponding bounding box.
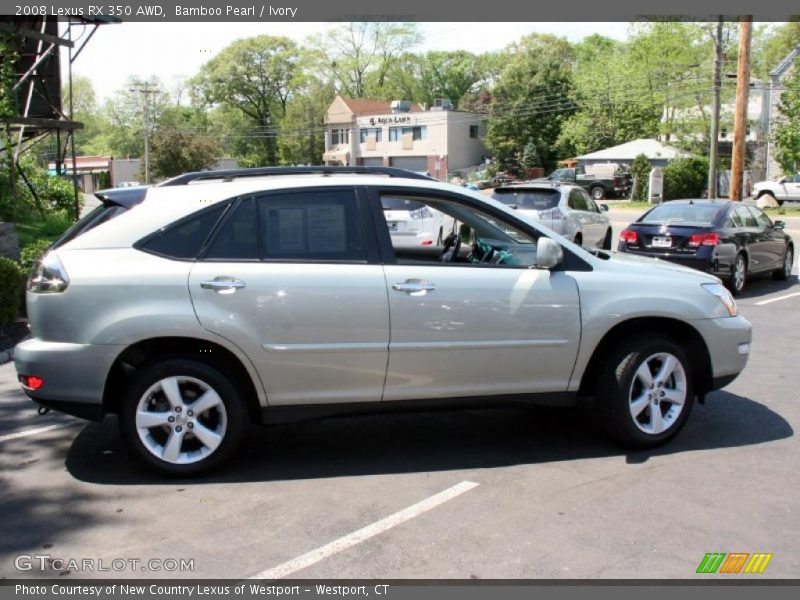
[15,167,752,475]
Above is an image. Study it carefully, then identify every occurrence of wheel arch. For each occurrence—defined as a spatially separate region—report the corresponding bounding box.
[578,317,713,401]
[102,336,264,424]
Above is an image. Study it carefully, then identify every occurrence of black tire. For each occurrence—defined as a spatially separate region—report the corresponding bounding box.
[774,245,793,281]
[590,186,606,200]
[119,358,248,476]
[595,335,695,449]
[727,253,747,296]
[601,228,612,250]
[574,233,583,247]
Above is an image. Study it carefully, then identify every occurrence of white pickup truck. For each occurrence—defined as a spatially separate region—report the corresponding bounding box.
[753,173,800,205]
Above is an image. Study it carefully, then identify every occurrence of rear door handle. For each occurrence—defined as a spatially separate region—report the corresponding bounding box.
[392,279,436,295]
[200,277,246,293]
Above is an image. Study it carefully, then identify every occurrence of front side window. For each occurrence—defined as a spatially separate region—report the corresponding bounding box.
[379,193,539,268]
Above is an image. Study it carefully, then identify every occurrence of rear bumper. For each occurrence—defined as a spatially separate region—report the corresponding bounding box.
[14,338,122,420]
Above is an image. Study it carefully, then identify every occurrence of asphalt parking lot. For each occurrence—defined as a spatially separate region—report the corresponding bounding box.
[1,209,798,580]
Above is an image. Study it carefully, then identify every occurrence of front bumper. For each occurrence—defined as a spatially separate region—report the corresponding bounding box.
[14,338,123,420]
[693,315,752,390]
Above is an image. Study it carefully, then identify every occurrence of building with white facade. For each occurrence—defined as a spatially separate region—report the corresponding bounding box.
[323,96,487,180]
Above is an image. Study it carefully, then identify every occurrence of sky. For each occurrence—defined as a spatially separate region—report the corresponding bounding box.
[64,22,631,102]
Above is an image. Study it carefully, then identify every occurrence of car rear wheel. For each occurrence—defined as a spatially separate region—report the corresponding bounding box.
[601,228,612,250]
[119,358,247,476]
[591,186,606,200]
[573,233,583,247]
[774,246,793,281]
[728,253,747,295]
[595,335,694,448]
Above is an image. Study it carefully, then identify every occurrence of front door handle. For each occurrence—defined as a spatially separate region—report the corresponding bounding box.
[200,277,246,293]
[392,279,436,295]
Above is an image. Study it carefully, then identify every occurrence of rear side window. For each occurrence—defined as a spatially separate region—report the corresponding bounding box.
[139,204,227,260]
[733,205,757,227]
[205,198,259,260]
[259,190,365,261]
[490,188,560,210]
[568,189,589,211]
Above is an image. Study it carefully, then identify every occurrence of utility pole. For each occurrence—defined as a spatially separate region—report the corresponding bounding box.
[708,17,723,199]
[730,16,752,201]
[129,85,158,184]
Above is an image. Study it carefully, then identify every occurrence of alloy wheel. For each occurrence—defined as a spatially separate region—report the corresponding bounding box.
[628,352,687,435]
[733,255,746,293]
[785,248,793,279]
[135,376,228,465]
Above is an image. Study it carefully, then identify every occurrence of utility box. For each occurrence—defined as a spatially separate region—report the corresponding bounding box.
[649,167,664,203]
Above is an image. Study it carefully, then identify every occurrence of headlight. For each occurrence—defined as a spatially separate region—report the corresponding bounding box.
[27,252,70,294]
[702,282,737,317]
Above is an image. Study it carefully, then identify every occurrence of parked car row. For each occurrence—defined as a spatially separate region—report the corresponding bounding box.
[15,166,756,476]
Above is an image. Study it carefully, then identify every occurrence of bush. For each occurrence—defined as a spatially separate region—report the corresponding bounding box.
[0,256,24,326]
[630,154,651,201]
[663,157,709,200]
[20,238,53,273]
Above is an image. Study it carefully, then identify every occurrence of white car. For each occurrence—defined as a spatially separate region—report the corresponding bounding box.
[381,195,455,248]
[753,174,800,206]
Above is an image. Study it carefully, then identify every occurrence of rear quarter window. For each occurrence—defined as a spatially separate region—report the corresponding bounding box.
[137,203,228,260]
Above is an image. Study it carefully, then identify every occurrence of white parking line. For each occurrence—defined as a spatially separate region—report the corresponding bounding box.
[755,292,800,306]
[0,420,79,443]
[250,480,479,580]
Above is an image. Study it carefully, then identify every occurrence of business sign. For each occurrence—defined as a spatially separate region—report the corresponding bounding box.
[358,115,417,127]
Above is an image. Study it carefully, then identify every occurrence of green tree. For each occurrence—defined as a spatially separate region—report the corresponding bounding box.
[149,128,222,180]
[485,34,575,173]
[520,140,542,169]
[630,153,652,201]
[278,72,335,165]
[309,22,421,98]
[191,36,300,165]
[663,157,709,200]
[773,59,800,175]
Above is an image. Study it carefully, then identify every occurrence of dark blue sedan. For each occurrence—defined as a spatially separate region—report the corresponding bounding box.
[618,200,794,295]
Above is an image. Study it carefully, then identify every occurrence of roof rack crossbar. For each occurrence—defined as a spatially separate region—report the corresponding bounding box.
[158,166,435,186]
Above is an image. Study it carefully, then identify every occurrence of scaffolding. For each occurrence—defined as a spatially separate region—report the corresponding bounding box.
[0,15,114,218]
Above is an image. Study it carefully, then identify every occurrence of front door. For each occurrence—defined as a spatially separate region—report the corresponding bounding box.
[189,188,390,406]
[371,189,582,402]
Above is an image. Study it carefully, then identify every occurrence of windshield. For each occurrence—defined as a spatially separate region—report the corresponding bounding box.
[640,204,722,226]
[491,189,560,211]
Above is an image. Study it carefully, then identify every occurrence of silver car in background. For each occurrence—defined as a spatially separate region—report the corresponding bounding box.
[491,183,613,249]
[15,167,751,476]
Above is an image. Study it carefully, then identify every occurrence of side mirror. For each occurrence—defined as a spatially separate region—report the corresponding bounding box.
[536,237,564,270]
[774,220,785,230]
[600,204,609,212]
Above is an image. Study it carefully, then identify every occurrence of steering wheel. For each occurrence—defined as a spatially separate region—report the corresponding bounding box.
[440,232,462,263]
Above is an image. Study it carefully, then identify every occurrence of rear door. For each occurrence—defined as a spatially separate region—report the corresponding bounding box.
[567,188,597,245]
[188,187,390,406]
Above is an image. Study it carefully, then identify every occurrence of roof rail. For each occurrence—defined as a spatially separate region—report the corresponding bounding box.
[158,166,436,186]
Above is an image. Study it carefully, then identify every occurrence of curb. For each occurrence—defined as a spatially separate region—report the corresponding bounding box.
[0,347,14,365]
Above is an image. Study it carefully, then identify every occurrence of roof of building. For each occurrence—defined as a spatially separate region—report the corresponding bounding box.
[770,43,800,80]
[575,138,690,161]
[340,98,424,116]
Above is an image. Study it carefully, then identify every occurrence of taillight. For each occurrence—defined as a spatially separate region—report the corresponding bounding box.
[689,233,720,247]
[27,251,69,294]
[620,229,638,244]
[538,207,563,220]
[19,375,45,390]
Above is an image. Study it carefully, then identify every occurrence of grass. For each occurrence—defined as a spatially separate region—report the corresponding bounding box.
[12,211,75,249]
[606,201,655,210]
[762,206,800,217]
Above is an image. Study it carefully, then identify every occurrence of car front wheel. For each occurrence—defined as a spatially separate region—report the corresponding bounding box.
[596,335,694,448]
[119,358,248,476]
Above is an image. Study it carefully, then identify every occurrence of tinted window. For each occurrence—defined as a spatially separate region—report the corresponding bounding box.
[491,188,560,210]
[641,203,722,226]
[140,204,227,259]
[205,198,259,260]
[729,208,744,228]
[748,206,772,229]
[52,204,128,249]
[734,205,757,227]
[568,189,588,211]
[259,190,364,261]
